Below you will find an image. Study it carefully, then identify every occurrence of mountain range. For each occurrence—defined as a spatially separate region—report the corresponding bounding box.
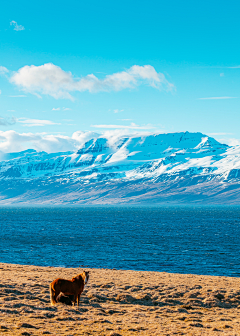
[0,131,240,204]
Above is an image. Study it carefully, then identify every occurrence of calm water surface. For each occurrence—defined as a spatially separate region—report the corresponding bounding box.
[0,205,240,277]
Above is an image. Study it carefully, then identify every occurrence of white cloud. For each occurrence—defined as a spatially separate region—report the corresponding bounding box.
[214,137,240,146]
[0,117,16,126]
[102,129,130,146]
[72,130,99,144]
[10,63,175,100]
[9,95,26,97]
[0,130,100,153]
[0,66,9,75]
[198,96,238,100]
[208,133,232,136]
[227,65,240,69]
[227,138,240,146]
[113,109,124,113]
[52,107,71,111]
[17,118,60,127]
[10,21,25,31]
[91,123,156,130]
[0,129,168,153]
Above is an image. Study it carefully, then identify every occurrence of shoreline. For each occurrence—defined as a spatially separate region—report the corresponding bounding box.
[1,261,239,279]
[1,263,240,335]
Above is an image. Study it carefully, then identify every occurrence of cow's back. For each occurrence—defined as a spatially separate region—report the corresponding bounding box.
[51,278,72,292]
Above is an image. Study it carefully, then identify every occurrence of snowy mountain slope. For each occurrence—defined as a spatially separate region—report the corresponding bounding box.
[0,131,240,204]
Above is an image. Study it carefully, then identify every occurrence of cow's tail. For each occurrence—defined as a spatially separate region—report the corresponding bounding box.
[49,283,56,305]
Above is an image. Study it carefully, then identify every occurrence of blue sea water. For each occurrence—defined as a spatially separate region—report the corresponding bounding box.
[0,205,240,277]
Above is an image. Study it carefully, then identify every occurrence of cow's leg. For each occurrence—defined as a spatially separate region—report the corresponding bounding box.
[73,295,77,306]
[54,289,60,303]
[77,294,81,306]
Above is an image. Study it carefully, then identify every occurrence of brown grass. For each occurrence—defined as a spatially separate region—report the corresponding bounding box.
[1,263,240,335]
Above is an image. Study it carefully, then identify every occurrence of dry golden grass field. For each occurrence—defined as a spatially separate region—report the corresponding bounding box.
[1,263,240,335]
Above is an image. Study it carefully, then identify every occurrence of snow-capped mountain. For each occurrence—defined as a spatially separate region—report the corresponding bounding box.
[0,131,240,204]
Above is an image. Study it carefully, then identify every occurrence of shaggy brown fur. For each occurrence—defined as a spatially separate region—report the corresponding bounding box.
[49,271,89,306]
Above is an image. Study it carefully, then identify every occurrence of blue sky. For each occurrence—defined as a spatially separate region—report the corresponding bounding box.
[0,0,240,152]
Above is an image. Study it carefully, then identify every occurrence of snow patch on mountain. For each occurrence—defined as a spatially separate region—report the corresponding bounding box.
[0,131,240,204]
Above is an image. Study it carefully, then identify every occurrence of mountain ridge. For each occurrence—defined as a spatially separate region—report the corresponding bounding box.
[0,131,239,204]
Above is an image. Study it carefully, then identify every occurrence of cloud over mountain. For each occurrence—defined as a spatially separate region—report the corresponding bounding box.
[0,130,100,153]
